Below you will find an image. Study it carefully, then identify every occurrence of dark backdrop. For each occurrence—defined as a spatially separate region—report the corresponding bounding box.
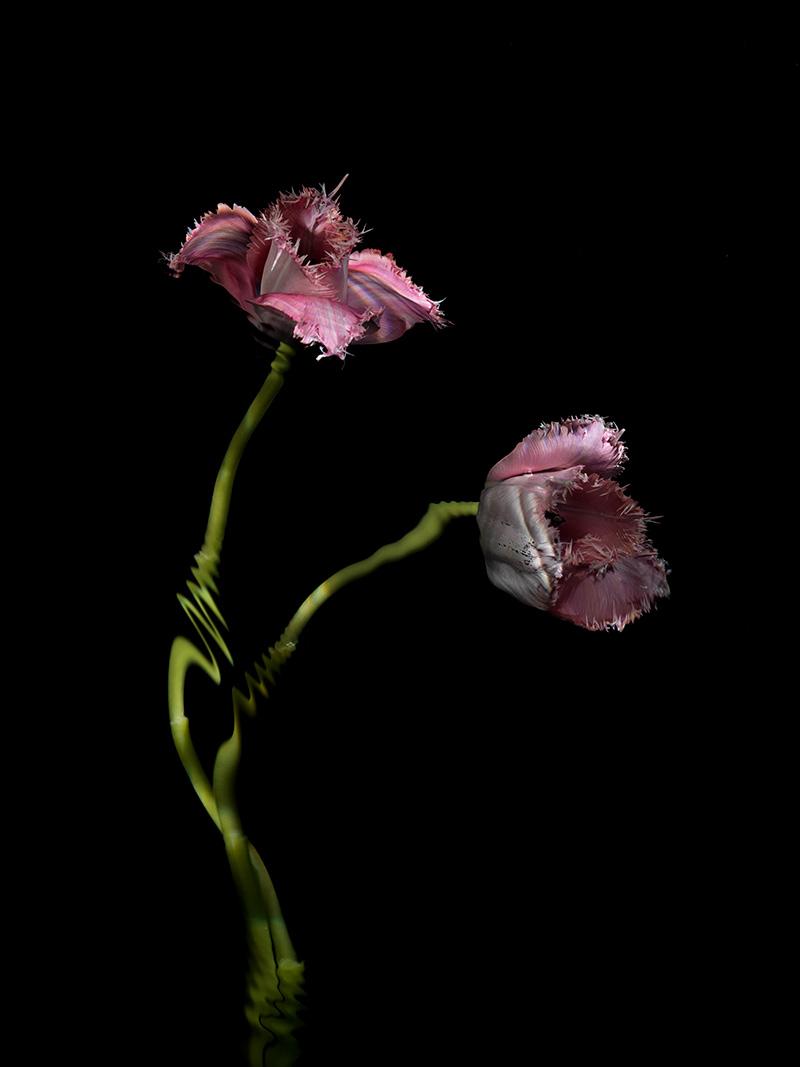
[62,22,788,1066]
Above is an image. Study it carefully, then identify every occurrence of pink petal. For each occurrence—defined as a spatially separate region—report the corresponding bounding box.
[170,204,259,310]
[251,293,379,359]
[345,250,446,344]
[557,475,650,565]
[272,184,361,265]
[244,213,274,288]
[487,418,626,483]
[258,235,337,298]
[317,260,349,302]
[550,554,670,631]
[477,468,584,611]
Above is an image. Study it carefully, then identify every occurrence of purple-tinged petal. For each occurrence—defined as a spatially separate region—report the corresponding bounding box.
[170,204,259,309]
[557,474,650,565]
[551,554,670,631]
[487,417,626,483]
[272,184,361,265]
[251,200,342,298]
[345,250,446,344]
[251,293,380,359]
[244,213,274,288]
[477,467,585,611]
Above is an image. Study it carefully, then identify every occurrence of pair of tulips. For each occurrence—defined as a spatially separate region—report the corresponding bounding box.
[171,181,668,630]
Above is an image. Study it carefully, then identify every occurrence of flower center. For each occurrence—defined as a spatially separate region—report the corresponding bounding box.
[274,188,360,268]
[554,477,646,560]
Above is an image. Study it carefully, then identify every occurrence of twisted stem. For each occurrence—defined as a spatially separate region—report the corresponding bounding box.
[168,342,294,828]
[168,352,478,1064]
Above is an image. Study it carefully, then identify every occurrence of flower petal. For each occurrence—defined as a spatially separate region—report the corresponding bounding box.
[557,474,650,565]
[251,293,379,359]
[259,235,337,298]
[272,185,361,265]
[245,213,274,288]
[477,468,584,611]
[345,250,446,344]
[170,204,259,309]
[487,418,626,483]
[550,554,670,631]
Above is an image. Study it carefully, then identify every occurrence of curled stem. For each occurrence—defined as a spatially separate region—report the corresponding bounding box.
[168,343,295,828]
[168,357,476,1065]
[166,342,302,1063]
[233,500,480,716]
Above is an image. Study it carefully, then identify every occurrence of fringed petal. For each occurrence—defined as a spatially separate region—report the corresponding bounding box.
[168,184,450,353]
[169,204,259,309]
[345,250,446,344]
[487,417,626,483]
[251,293,379,359]
[272,183,361,265]
[480,416,668,632]
[477,468,584,611]
[557,475,651,565]
[550,554,670,631]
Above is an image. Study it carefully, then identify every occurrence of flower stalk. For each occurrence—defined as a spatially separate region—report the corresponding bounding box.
[167,346,301,1064]
[204,342,294,556]
[281,500,479,648]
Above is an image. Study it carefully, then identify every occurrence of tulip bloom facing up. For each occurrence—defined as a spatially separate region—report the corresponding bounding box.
[169,178,445,358]
[477,417,669,631]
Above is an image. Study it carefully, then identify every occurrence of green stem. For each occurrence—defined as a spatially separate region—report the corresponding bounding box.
[279,500,479,649]
[204,343,294,557]
[218,499,479,1065]
[232,501,480,718]
[167,343,305,1065]
[168,342,294,828]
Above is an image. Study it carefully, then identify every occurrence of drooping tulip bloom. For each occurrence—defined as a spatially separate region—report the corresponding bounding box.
[477,417,669,631]
[169,179,445,358]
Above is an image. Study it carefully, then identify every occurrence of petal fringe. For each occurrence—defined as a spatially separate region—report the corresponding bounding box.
[251,293,380,359]
[169,204,259,309]
[556,474,651,565]
[272,185,362,265]
[550,554,670,631]
[345,250,446,344]
[487,417,626,483]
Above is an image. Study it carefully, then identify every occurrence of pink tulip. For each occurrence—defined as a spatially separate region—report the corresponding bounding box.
[477,417,669,631]
[169,179,445,358]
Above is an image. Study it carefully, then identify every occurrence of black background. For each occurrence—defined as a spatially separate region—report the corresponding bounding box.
[46,20,793,1066]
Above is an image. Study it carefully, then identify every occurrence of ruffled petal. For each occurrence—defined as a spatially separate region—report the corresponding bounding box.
[550,554,670,631]
[272,183,361,265]
[557,475,650,565]
[169,204,259,309]
[487,417,626,483]
[345,250,446,344]
[477,468,584,611]
[251,293,379,359]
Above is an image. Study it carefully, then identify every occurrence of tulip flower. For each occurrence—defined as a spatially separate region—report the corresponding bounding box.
[477,417,669,631]
[169,179,445,358]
